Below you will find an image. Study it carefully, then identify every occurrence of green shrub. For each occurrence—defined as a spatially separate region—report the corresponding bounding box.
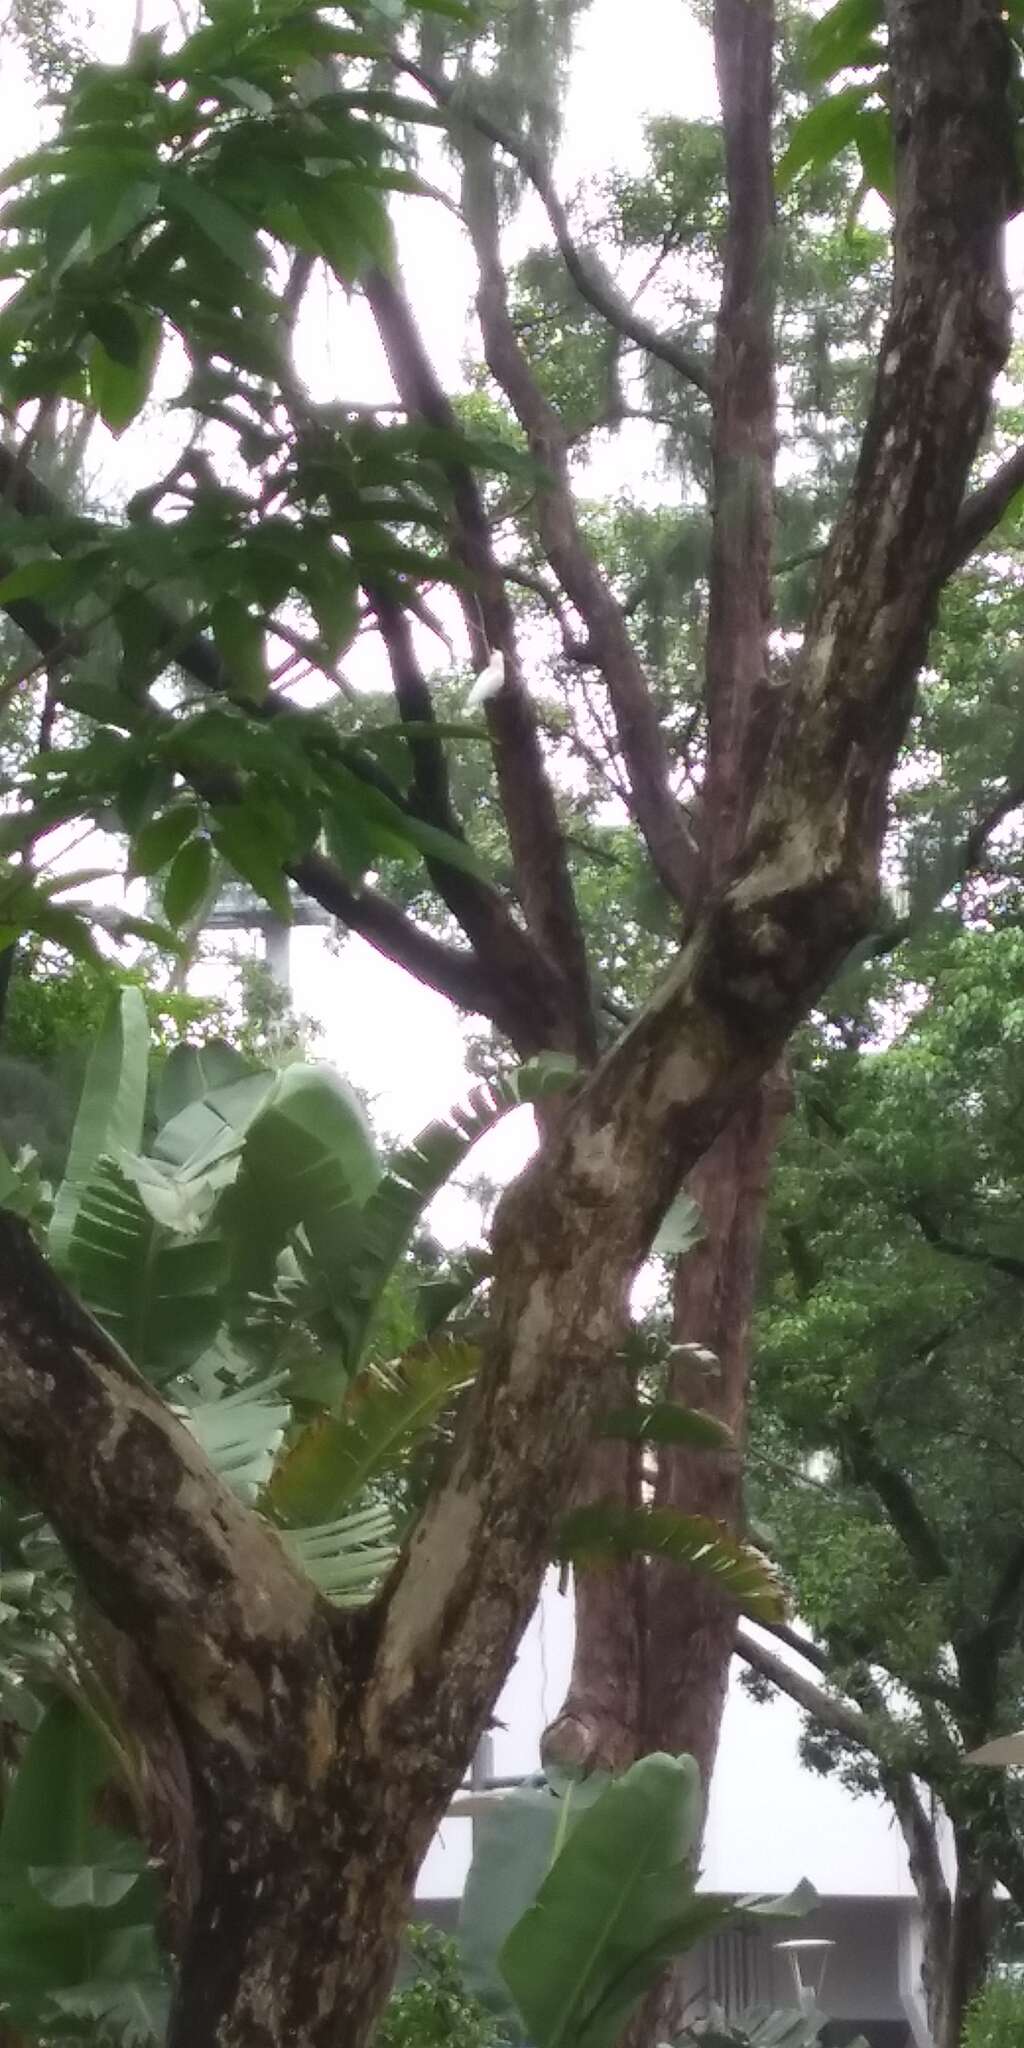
[962,1977,1024,2048]
[376,1927,505,2048]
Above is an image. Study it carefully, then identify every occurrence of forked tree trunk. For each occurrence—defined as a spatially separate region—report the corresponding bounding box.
[0,2,1016,2042]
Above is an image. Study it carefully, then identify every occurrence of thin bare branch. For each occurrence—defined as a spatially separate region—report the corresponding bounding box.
[394,56,713,401]
[459,142,699,906]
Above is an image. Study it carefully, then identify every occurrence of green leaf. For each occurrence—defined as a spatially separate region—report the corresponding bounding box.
[217,1062,381,1312]
[49,986,149,1271]
[0,1697,116,1872]
[87,312,162,434]
[803,0,883,86]
[269,1339,478,1525]
[499,1754,710,2048]
[129,804,200,878]
[155,1040,254,1132]
[282,1503,397,1604]
[211,806,292,920]
[600,1401,733,1451]
[211,595,268,702]
[186,1378,290,1498]
[0,557,84,605]
[777,85,872,186]
[459,1780,573,2031]
[854,106,895,203]
[305,1064,571,1368]
[163,173,266,279]
[68,1157,226,1380]
[556,1505,784,1622]
[162,834,214,927]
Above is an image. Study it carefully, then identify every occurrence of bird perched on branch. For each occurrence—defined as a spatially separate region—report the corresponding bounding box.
[467,648,506,710]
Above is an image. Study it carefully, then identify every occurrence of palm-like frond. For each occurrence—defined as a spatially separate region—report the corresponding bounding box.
[282,1503,397,1606]
[185,1379,290,1500]
[268,1339,478,1526]
[556,1504,785,1623]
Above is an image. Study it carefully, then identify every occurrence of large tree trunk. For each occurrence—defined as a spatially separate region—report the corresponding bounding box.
[0,3,1015,2040]
[546,0,779,1947]
[929,1831,994,2048]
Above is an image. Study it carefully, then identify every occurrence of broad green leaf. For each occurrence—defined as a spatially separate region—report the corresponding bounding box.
[458,1775,610,2033]
[556,1505,784,1622]
[217,1062,380,1311]
[777,84,872,186]
[28,1865,142,1910]
[153,1068,276,1171]
[653,1191,705,1258]
[600,1401,733,1451]
[162,834,213,927]
[67,1157,226,1381]
[269,1340,478,1524]
[163,173,266,279]
[185,1378,289,1497]
[155,1039,254,1132]
[0,556,87,605]
[211,806,292,920]
[87,312,161,434]
[129,803,200,878]
[803,0,883,86]
[499,1754,707,2048]
[0,1697,116,1871]
[49,986,148,1270]
[854,106,895,203]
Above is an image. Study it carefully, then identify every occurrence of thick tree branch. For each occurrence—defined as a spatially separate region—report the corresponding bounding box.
[0,1215,341,1761]
[908,1200,1024,1283]
[459,143,699,907]
[840,1417,950,1583]
[367,588,576,1051]
[735,1626,874,1748]
[946,441,1024,573]
[394,57,713,401]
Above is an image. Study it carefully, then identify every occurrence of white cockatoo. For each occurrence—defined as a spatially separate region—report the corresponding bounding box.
[467,648,506,710]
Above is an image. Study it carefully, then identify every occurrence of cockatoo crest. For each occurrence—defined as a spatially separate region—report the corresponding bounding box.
[467,648,506,710]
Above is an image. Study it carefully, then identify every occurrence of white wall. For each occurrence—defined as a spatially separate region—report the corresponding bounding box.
[416,1579,919,1905]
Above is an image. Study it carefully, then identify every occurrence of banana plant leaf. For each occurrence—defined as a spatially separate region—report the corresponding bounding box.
[215,1062,380,1310]
[48,986,149,1269]
[499,1754,814,2048]
[66,1156,226,1381]
[458,1773,612,2035]
[0,1697,167,2042]
[306,1054,577,1369]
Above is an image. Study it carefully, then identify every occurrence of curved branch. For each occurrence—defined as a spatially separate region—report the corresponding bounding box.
[946,442,1024,573]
